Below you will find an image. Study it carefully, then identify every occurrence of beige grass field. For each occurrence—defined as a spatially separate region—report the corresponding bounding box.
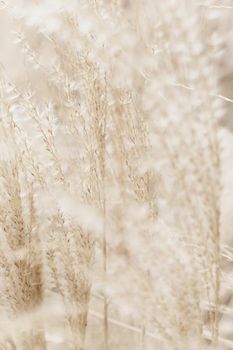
[0,1,233,349]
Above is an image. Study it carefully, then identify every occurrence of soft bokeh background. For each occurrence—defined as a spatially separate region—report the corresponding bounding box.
[0,1,233,349]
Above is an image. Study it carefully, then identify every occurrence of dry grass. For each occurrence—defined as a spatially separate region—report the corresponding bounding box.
[0,0,233,349]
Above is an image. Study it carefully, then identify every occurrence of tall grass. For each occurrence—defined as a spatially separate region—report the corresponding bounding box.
[0,1,232,349]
